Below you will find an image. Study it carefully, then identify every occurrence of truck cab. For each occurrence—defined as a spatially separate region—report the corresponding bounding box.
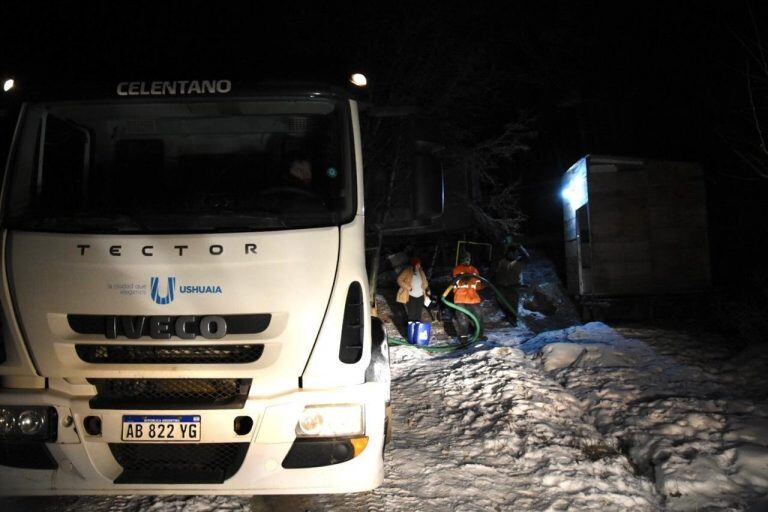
[0,78,391,494]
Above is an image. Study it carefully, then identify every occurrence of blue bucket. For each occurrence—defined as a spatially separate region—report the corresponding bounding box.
[408,322,432,346]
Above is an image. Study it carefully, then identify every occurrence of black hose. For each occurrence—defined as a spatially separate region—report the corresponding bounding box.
[387,273,516,353]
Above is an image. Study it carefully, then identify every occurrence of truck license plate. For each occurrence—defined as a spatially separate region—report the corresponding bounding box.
[121,415,201,442]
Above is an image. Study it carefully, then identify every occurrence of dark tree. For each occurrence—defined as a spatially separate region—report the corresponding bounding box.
[353,4,537,241]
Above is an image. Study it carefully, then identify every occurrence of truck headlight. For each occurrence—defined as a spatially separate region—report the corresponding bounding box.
[0,406,57,441]
[295,404,364,438]
[18,409,46,435]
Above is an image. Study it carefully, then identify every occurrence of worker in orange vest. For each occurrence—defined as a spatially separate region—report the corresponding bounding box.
[452,251,485,341]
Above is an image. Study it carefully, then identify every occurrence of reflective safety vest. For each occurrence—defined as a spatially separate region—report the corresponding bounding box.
[452,264,484,304]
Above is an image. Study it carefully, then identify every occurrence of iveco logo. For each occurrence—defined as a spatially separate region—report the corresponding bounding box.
[150,277,176,305]
[106,315,227,340]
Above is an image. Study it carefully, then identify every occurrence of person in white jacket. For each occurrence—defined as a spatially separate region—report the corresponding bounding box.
[396,257,431,324]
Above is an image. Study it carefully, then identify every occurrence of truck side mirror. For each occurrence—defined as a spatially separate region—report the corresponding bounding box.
[412,152,444,220]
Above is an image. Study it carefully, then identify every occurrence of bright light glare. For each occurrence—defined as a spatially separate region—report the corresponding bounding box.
[561,181,586,207]
[296,404,364,437]
[349,73,367,87]
[3,79,14,92]
[562,158,588,211]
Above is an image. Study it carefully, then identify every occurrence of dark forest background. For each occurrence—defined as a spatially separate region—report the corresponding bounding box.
[2,1,768,337]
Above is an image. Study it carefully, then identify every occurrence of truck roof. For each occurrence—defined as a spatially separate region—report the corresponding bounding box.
[5,77,365,103]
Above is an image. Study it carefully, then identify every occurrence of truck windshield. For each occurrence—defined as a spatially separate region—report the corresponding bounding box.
[3,98,354,233]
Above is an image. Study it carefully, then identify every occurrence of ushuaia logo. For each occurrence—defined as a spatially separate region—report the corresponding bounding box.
[180,285,223,294]
[150,276,176,305]
[148,276,223,304]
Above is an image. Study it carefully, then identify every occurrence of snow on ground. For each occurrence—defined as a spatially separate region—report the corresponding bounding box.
[523,322,768,511]
[308,334,660,511]
[4,307,767,510]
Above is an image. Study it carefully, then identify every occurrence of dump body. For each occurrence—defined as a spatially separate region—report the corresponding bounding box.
[563,155,711,298]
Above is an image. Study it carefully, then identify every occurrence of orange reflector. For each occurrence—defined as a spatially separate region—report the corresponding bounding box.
[351,436,369,456]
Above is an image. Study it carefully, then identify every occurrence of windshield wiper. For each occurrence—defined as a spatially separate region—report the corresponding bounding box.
[14,212,146,232]
[135,211,289,231]
[13,209,339,233]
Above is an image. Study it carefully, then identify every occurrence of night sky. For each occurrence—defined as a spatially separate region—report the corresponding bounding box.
[2,0,767,284]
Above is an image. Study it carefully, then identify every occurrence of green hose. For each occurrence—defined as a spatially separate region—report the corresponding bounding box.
[387,273,517,353]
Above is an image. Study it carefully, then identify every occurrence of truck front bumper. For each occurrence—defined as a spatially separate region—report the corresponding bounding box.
[0,382,386,495]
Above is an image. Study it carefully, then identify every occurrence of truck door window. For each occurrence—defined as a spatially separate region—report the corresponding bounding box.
[34,113,91,214]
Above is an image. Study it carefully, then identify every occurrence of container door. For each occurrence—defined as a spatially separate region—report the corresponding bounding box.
[575,205,593,294]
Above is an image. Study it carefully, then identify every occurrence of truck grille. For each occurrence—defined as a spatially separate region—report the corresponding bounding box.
[75,344,263,364]
[88,378,251,409]
[109,443,249,484]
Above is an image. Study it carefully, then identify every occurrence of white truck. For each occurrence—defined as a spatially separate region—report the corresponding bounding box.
[0,77,439,494]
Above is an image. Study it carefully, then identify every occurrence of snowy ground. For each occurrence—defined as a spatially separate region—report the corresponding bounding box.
[308,327,660,511]
[522,322,768,511]
[4,297,768,510]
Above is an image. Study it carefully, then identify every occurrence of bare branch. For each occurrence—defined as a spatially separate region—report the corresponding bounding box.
[746,60,768,159]
[746,0,768,74]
